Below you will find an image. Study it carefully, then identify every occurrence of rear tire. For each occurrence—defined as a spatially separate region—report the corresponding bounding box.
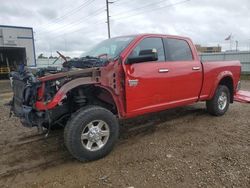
[64,105,119,162]
[206,85,230,116]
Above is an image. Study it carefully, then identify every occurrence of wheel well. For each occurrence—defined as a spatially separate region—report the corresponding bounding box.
[68,85,118,114]
[219,76,234,103]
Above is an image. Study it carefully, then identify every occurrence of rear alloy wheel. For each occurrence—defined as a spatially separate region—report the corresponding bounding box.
[64,106,119,161]
[218,91,228,111]
[206,85,230,116]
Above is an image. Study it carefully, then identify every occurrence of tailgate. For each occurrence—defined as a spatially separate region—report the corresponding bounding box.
[234,90,250,103]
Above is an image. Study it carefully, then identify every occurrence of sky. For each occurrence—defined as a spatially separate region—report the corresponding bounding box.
[1,0,250,57]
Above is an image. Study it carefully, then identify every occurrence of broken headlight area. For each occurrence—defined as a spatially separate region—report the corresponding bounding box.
[10,71,40,114]
[39,77,69,103]
[10,74,70,128]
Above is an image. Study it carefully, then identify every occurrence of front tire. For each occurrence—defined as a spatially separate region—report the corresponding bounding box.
[64,106,119,161]
[206,85,230,116]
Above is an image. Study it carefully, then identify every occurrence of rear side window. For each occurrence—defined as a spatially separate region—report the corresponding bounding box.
[163,38,193,61]
[130,37,165,61]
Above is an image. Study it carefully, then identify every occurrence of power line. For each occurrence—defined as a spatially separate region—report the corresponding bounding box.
[112,0,190,20]
[112,0,134,6]
[39,0,95,31]
[35,21,106,54]
[36,19,104,41]
[40,0,190,40]
[46,21,105,40]
[37,6,105,36]
[62,21,104,38]
[35,0,191,54]
[112,0,170,17]
[51,0,94,22]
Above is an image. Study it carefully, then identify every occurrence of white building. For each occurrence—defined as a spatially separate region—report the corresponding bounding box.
[0,25,36,75]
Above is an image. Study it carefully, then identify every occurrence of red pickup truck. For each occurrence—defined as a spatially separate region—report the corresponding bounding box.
[10,34,248,161]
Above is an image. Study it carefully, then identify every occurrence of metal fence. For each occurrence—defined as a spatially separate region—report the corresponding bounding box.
[200,51,250,74]
[36,52,250,73]
[36,58,64,68]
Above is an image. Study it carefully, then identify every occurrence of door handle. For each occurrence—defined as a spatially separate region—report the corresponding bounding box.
[192,66,200,70]
[158,69,169,73]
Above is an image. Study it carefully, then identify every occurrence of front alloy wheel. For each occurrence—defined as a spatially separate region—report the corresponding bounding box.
[81,120,110,151]
[64,106,119,161]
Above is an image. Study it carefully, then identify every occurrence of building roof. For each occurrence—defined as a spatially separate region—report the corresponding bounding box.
[0,25,33,30]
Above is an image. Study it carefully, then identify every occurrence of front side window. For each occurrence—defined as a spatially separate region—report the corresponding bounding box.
[163,38,193,61]
[129,37,165,62]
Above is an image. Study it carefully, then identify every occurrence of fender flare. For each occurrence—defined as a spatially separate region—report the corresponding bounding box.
[35,77,97,110]
[35,77,124,117]
[208,71,234,99]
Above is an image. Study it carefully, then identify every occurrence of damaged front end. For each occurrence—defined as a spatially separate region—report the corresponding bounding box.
[10,71,41,127]
[10,67,101,129]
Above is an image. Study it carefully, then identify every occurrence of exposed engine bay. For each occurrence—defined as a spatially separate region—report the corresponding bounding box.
[30,54,109,78]
[9,35,134,133]
[9,55,113,131]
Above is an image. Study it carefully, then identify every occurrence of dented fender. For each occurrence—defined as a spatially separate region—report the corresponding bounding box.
[35,77,98,110]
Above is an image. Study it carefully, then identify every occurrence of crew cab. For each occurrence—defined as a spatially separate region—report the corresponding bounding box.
[10,34,249,161]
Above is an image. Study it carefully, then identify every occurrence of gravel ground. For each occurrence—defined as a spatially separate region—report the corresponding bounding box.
[0,80,249,188]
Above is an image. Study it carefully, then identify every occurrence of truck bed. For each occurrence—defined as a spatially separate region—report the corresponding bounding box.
[200,60,241,101]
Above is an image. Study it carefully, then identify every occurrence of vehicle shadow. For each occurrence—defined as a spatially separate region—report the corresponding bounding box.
[119,104,207,141]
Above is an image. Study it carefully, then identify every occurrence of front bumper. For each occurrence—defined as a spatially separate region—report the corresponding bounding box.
[10,71,40,127]
[12,100,69,128]
[10,70,72,128]
[19,105,33,127]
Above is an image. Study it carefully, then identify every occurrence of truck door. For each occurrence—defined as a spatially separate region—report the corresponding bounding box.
[124,37,203,116]
[161,38,203,104]
[124,37,171,115]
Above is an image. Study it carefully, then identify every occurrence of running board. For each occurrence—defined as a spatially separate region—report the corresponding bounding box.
[234,90,250,103]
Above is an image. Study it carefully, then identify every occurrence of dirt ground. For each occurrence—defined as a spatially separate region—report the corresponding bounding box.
[0,80,249,188]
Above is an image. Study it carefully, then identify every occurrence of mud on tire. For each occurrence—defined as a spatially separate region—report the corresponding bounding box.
[64,105,119,161]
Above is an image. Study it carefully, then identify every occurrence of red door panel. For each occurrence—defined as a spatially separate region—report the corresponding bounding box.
[125,61,170,113]
[123,36,203,117]
[125,60,203,115]
[162,60,202,103]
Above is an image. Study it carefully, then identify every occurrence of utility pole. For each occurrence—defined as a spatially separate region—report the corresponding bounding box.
[235,40,238,51]
[248,39,250,51]
[106,0,113,38]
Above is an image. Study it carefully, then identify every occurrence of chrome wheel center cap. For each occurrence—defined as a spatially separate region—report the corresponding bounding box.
[88,127,101,142]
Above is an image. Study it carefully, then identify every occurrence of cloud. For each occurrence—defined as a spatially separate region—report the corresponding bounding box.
[0,0,249,57]
[38,8,58,20]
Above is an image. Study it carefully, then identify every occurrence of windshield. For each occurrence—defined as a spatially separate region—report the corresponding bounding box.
[81,36,134,58]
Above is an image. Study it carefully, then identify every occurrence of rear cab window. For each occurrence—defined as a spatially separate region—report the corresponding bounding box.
[163,38,193,61]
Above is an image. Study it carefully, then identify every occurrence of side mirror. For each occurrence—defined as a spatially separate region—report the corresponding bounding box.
[126,49,158,64]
